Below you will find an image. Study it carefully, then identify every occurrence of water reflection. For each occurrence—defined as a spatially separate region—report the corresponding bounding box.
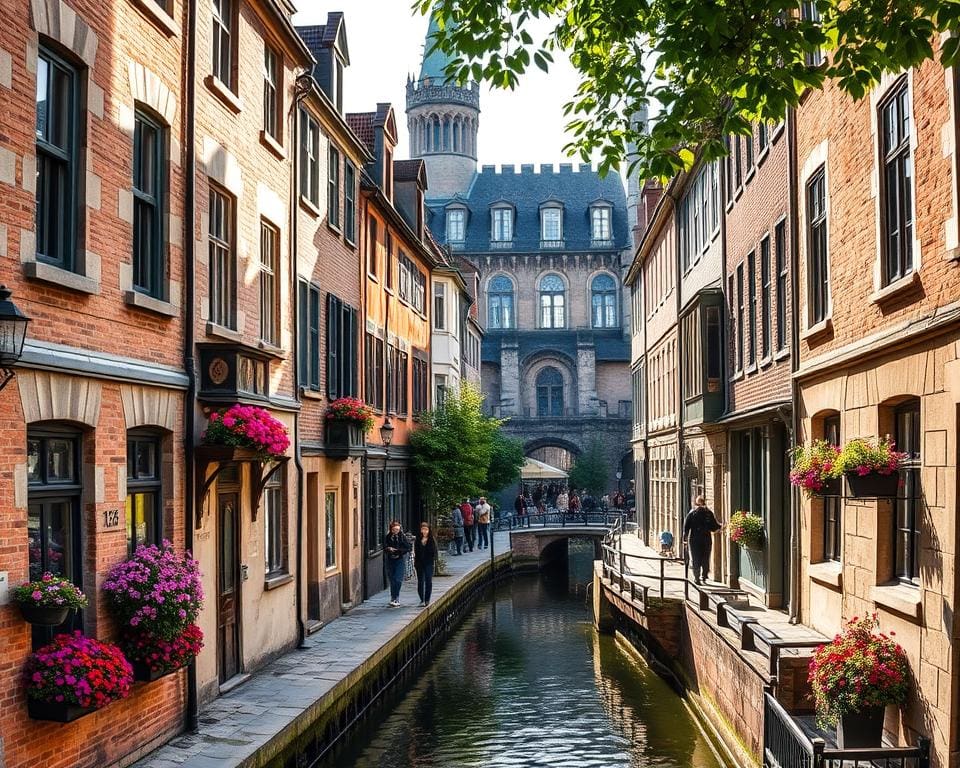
[325,551,724,768]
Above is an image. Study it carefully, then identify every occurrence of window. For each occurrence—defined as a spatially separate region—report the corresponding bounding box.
[488,275,515,329]
[328,145,341,229]
[801,1,824,67]
[326,293,358,400]
[747,250,756,366]
[745,129,754,170]
[679,162,720,270]
[264,471,285,575]
[386,470,407,531]
[632,364,645,429]
[591,274,618,328]
[806,167,829,325]
[299,111,320,205]
[325,491,337,569]
[681,307,702,401]
[367,217,378,277]
[259,221,279,346]
[212,0,234,86]
[366,470,385,552]
[435,374,447,407]
[413,356,429,413]
[386,232,394,289]
[133,110,165,298]
[879,79,914,284]
[447,209,465,242]
[344,161,356,244]
[894,400,921,584]
[539,274,565,329]
[541,207,563,243]
[36,48,79,270]
[387,344,408,415]
[263,45,279,140]
[735,136,743,188]
[434,281,446,330]
[775,220,788,351]
[209,186,236,329]
[126,432,162,555]
[706,305,722,383]
[298,280,321,391]
[591,207,612,242]
[822,415,841,562]
[758,121,768,153]
[760,236,771,359]
[536,367,564,417]
[364,333,384,409]
[492,207,512,242]
[736,264,744,372]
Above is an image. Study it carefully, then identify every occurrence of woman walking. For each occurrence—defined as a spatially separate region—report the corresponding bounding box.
[384,520,411,606]
[682,496,721,585]
[414,522,438,607]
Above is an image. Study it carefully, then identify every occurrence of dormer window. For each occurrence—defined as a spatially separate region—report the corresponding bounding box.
[591,206,612,243]
[540,204,563,246]
[491,207,513,243]
[447,209,465,243]
[332,54,344,112]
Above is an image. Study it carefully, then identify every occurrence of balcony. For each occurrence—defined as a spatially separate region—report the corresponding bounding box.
[540,239,565,249]
[590,238,615,249]
[489,240,514,250]
[325,419,366,460]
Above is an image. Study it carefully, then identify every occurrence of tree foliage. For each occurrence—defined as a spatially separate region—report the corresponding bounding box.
[415,0,960,179]
[568,440,609,497]
[410,384,502,520]
[485,429,525,493]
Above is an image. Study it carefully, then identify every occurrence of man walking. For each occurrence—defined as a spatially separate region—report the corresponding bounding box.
[682,495,722,585]
[460,498,476,552]
[475,496,492,549]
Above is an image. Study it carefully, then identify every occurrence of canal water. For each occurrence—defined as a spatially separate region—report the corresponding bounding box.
[321,539,726,768]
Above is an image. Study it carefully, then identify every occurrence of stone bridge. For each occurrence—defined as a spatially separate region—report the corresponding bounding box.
[510,526,608,569]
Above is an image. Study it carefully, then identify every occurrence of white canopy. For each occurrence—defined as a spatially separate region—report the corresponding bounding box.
[520,457,569,480]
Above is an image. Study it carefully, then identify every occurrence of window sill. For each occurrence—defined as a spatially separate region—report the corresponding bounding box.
[744,363,758,375]
[300,388,324,401]
[257,340,287,360]
[773,347,791,362]
[367,272,379,283]
[344,236,357,250]
[772,122,786,142]
[124,290,177,317]
[130,0,179,36]
[745,166,757,184]
[872,582,921,620]
[809,560,842,589]
[800,317,832,341]
[729,370,744,383]
[264,572,293,591]
[205,321,243,344]
[327,221,343,238]
[757,145,770,167]
[868,270,920,307]
[758,354,773,370]
[259,130,286,160]
[725,200,735,214]
[24,261,100,295]
[299,194,321,218]
[946,247,960,263]
[204,75,243,114]
[734,185,744,202]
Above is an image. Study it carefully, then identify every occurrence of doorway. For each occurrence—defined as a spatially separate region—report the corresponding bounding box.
[306,473,321,623]
[217,491,241,684]
[340,472,351,604]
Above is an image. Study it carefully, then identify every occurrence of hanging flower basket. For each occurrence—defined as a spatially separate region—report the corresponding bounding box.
[325,398,376,433]
[834,437,906,498]
[729,511,765,550]
[123,625,204,681]
[13,573,88,626]
[789,440,841,497]
[201,404,290,460]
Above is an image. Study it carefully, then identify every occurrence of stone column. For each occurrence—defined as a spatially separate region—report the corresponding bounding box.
[500,338,520,416]
[577,337,598,415]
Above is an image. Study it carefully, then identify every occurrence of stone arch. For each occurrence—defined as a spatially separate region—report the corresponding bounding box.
[17,371,101,427]
[128,62,177,126]
[30,0,99,68]
[120,385,178,431]
[521,352,577,418]
[586,269,620,328]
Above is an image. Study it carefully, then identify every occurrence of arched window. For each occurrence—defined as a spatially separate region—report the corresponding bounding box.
[488,275,514,329]
[126,429,164,554]
[442,117,451,151]
[432,116,440,151]
[536,367,564,417]
[894,398,921,583]
[539,274,565,329]
[591,274,618,328]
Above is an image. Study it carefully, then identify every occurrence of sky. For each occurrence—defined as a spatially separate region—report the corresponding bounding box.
[292,2,589,168]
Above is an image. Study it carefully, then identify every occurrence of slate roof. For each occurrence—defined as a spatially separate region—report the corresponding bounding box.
[395,159,425,183]
[419,11,454,83]
[345,113,375,151]
[427,163,629,253]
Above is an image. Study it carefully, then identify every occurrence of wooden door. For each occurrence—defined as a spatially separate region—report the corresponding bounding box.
[217,492,241,684]
[306,473,321,621]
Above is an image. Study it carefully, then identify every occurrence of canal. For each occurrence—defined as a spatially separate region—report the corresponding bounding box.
[319,541,728,768]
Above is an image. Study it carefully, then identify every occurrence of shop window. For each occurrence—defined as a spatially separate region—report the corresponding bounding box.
[126,431,163,555]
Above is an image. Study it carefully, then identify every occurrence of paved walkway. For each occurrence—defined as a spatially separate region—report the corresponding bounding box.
[134,532,510,768]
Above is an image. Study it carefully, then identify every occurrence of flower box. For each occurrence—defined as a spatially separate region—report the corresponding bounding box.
[18,603,71,626]
[13,573,87,625]
[325,419,365,459]
[27,698,96,723]
[812,476,841,497]
[131,660,175,683]
[846,471,900,498]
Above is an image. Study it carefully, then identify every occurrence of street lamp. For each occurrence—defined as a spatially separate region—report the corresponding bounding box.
[616,469,623,494]
[0,286,30,392]
[379,418,395,457]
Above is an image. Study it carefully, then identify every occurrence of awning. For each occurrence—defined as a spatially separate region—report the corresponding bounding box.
[520,457,569,480]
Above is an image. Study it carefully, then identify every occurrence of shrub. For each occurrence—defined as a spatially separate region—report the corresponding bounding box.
[103,542,203,641]
[325,397,376,433]
[202,404,289,459]
[13,573,88,610]
[25,632,133,709]
[120,624,204,675]
[833,437,907,477]
[729,511,765,550]
[790,440,841,494]
[808,614,910,727]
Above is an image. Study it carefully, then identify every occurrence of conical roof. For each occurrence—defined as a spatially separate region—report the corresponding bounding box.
[419,8,454,83]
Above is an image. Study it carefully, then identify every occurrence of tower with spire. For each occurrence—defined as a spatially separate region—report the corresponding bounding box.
[405,10,480,200]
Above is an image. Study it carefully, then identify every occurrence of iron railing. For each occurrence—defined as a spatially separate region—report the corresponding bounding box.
[494,510,628,532]
[599,537,686,601]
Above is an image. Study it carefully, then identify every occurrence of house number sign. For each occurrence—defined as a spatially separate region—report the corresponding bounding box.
[103,508,121,529]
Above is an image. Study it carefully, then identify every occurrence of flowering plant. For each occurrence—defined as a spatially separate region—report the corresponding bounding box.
[102,542,203,641]
[326,397,376,434]
[202,404,290,459]
[24,632,133,709]
[808,614,910,726]
[729,511,765,550]
[13,573,88,610]
[790,440,841,494]
[120,624,204,675]
[833,437,907,477]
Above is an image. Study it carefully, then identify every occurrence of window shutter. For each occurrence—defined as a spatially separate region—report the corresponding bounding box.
[326,293,339,400]
[298,280,308,384]
[348,307,358,397]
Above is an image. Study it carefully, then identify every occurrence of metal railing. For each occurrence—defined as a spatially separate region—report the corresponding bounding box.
[764,693,930,768]
[494,510,628,532]
[599,536,686,601]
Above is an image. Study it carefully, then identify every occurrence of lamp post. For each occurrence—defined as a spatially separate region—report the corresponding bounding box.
[379,418,395,458]
[0,286,31,392]
[616,469,623,494]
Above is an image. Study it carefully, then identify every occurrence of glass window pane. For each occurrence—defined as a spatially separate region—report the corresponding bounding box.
[27,439,41,483]
[325,492,337,568]
[36,57,49,139]
[47,439,75,483]
[45,500,72,578]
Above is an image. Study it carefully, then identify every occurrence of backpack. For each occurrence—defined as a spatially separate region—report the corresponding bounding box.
[461,503,474,526]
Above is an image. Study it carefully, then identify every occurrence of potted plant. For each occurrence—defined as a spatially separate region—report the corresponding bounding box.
[201,404,290,460]
[834,437,906,498]
[325,398,375,458]
[24,632,133,722]
[103,542,204,682]
[13,573,88,626]
[808,614,910,748]
[729,511,765,550]
[790,440,842,497]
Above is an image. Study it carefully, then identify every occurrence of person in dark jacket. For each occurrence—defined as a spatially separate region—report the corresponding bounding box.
[384,521,411,606]
[413,522,438,607]
[682,496,722,585]
[451,504,464,554]
[514,491,525,519]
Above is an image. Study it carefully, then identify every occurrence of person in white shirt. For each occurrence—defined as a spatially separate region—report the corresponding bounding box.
[475,497,492,549]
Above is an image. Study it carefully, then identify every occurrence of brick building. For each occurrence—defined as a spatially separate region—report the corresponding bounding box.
[0,0,190,764]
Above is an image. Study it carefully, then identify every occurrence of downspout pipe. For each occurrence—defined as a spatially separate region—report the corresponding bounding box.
[719,153,737,589]
[787,105,802,623]
[183,0,199,733]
